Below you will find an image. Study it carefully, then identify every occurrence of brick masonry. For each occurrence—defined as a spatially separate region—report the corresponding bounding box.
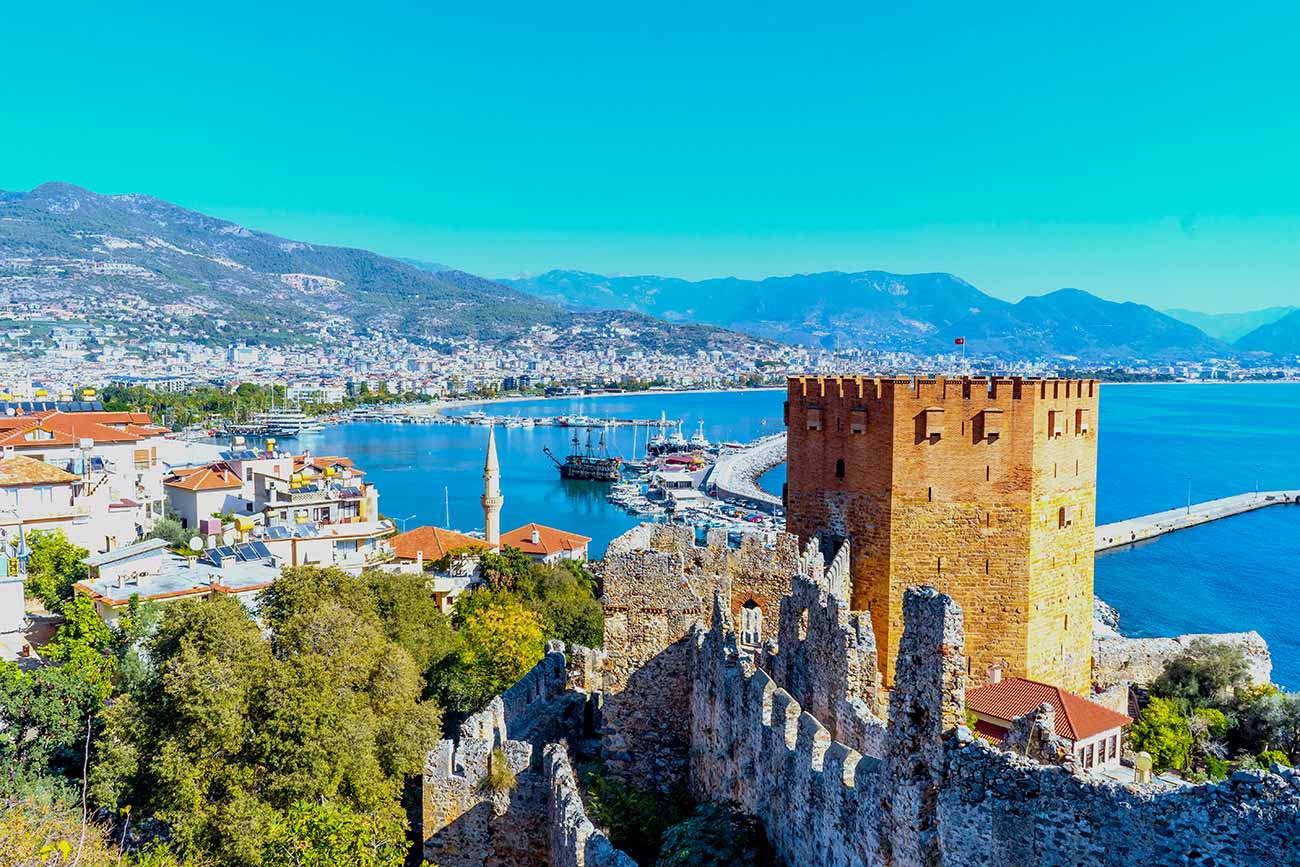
[785,375,1099,694]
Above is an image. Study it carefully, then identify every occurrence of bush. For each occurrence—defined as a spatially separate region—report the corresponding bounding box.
[581,761,692,866]
[1258,749,1292,769]
[655,801,774,867]
[1204,755,1229,781]
[478,748,517,795]
[1130,697,1192,772]
[1152,639,1252,710]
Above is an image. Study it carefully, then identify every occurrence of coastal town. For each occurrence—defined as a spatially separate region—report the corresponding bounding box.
[6,3,1300,859]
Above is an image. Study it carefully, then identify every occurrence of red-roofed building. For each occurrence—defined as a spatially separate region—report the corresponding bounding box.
[389,525,490,611]
[0,410,171,549]
[967,675,1132,771]
[500,522,591,565]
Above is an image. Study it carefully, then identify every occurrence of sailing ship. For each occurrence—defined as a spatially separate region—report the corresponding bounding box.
[543,425,622,481]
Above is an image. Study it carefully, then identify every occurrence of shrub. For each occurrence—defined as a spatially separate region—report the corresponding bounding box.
[655,801,773,867]
[582,761,692,866]
[1130,697,1192,772]
[1152,639,1252,710]
[1258,749,1292,769]
[478,748,518,795]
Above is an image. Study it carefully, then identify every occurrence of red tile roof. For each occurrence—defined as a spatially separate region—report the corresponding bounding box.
[164,463,242,491]
[967,676,1132,742]
[501,523,592,556]
[0,411,170,447]
[389,526,488,561]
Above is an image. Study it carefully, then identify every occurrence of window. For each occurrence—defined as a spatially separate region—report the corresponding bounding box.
[981,408,1003,440]
[1048,410,1063,437]
[924,406,944,439]
[245,468,253,482]
[850,407,867,434]
[1075,408,1090,434]
[739,601,763,649]
[835,458,845,479]
[1058,506,1072,529]
[806,407,823,431]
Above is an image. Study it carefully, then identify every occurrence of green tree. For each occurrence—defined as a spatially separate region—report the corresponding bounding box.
[92,572,442,866]
[1130,696,1193,772]
[1237,691,1300,765]
[1152,638,1252,710]
[146,517,191,548]
[22,530,89,612]
[259,800,407,867]
[0,661,100,796]
[655,801,773,867]
[41,594,118,701]
[434,590,545,714]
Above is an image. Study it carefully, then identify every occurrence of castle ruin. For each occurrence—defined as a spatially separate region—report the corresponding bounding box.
[423,524,1300,866]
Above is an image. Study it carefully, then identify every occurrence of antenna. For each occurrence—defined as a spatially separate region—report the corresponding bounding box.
[444,486,450,528]
[396,513,417,533]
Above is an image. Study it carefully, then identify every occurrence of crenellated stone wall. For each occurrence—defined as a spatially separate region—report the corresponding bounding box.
[429,525,1300,867]
[598,523,802,789]
[687,583,1300,867]
[422,642,630,867]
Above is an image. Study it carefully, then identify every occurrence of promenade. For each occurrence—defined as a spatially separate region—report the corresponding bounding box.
[1095,490,1300,552]
[707,433,786,513]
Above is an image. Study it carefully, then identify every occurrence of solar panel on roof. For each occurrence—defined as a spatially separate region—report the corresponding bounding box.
[235,543,260,561]
[92,401,104,411]
[214,546,238,560]
[265,526,292,540]
[249,542,273,560]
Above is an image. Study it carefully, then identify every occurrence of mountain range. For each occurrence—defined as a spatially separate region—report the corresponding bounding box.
[505,270,1289,361]
[1,182,1294,361]
[1163,306,1298,343]
[0,183,760,354]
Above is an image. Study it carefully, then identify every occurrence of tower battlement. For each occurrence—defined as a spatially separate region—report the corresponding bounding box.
[785,374,1099,693]
[787,374,1098,405]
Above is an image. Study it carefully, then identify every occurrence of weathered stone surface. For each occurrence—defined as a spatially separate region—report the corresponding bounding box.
[423,644,629,867]
[1094,631,1273,689]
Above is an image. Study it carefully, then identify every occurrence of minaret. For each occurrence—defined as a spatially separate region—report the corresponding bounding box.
[481,426,503,550]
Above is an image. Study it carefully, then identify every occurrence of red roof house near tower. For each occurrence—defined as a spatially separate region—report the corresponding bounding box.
[966,676,1132,771]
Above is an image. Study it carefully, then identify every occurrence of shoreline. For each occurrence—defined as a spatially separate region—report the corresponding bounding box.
[402,385,788,416]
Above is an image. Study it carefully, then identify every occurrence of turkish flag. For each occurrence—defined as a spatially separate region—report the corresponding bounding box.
[954,337,965,345]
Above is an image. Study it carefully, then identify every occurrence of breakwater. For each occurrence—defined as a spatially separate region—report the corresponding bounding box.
[1095,490,1299,552]
[706,433,786,512]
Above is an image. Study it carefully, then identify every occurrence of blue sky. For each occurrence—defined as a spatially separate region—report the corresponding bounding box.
[3,1,1299,312]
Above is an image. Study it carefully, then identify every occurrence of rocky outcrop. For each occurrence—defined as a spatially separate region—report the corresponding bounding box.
[1093,631,1273,689]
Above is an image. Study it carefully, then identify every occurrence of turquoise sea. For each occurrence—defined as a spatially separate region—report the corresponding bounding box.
[303,384,1300,688]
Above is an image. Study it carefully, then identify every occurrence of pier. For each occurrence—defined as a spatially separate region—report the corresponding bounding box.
[706,433,786,513]
[1095,490,1299,552]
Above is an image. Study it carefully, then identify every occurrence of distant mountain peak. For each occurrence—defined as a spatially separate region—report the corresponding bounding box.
[503,269,1228,361]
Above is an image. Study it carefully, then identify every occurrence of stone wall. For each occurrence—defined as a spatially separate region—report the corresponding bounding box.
[1094,631,1274,689]
[599,523,802,789]
[543,744,636,867]
[763,539,887,755]
[423,642,623,867]
[687,585,1300,867]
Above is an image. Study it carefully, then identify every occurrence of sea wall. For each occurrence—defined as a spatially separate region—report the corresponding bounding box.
[1094,631,1273,689]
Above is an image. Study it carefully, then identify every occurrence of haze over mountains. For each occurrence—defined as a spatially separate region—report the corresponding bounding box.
[1,182,1293,361]
[0,182,759,354]
[506,270,1294,361]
